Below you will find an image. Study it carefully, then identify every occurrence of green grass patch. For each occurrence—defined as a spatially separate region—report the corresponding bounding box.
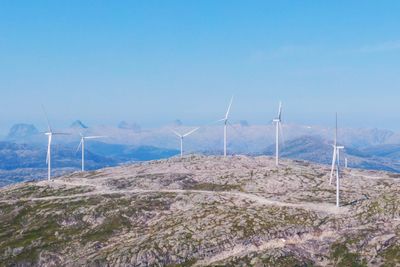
[330,242,367,267]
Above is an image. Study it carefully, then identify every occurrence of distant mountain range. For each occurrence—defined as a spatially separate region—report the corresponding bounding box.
[6,123,39,140]
[264,135,400,173]
[8,121,400,151]
[2,121,400,187]
[70,120,88,129]
[0,138,179,187]
[118,121,141,131]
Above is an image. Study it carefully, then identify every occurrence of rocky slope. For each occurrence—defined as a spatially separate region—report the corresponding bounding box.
[0,155,399,266]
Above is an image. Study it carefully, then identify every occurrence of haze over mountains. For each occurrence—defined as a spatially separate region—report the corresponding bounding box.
[2,120,400,187]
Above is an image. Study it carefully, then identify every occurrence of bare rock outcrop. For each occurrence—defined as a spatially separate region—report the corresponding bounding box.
[0,155,399,266]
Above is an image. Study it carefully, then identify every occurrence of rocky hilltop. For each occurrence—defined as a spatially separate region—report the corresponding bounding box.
[0,155,399,266]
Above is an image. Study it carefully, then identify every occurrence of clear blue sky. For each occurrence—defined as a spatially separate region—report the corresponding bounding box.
[1,1,400,133]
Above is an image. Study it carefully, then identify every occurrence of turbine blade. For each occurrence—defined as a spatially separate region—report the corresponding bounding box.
[76,139,83,153]
[335,112,338,146]
[84,136,107,139]
[46,135,51,164]
[41,105,52,133]
[330,148,337,184]
[225,96,234,119]
[279,122,285,148]
[52,132,71,135]
[278,101,282,120]
[170,129,182,138]
[183,127,199,137]
[227,121,251,153]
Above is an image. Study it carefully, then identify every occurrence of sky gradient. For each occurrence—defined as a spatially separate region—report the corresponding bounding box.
[1,1,400,134]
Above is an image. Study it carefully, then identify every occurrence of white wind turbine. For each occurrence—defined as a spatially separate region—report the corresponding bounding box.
[77,134,107,171]
[216,96,233,157]
[171,127,199,157]
[42,106,69,181]
[272,101,283,166]
[329,113,344,207]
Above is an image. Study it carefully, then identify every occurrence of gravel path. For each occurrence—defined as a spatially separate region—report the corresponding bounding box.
[0,179,346,215]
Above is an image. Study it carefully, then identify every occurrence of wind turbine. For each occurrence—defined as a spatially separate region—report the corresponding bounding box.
[77,134,107,171]
[329,113,344,207]
[42,106,69,181]
[170,128,199,157]
[217,96,233,157]
[272,101,283,166]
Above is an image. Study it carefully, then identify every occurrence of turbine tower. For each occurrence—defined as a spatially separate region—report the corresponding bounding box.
[171,128,199,157]
[217,96,233,157]
[77,134,106,171]
[272,101,283,166]
[329,113,344,207]
[42,106,68,181]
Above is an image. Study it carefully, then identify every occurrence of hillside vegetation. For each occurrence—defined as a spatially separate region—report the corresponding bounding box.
[0,155,399,266]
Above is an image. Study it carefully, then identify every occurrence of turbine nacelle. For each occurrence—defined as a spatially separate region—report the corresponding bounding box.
[76,134,107,172]
[170,127,199,157]
[216,96,234,123]
[215,96,234,157]
[41,105,70,181]
[171,128,199,138]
